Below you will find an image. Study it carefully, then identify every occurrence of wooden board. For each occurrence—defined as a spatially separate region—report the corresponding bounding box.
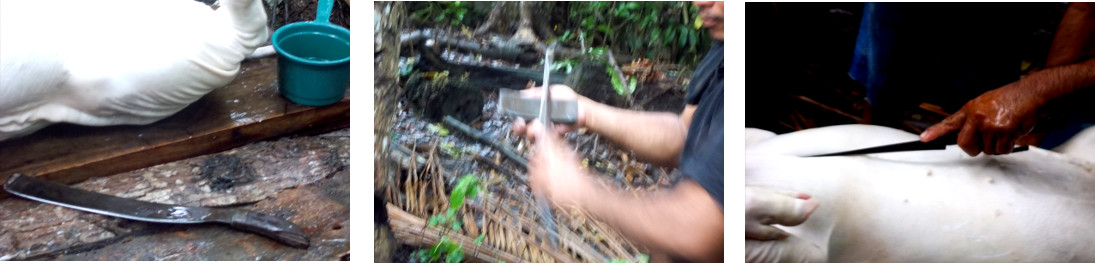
[0,56,350,199]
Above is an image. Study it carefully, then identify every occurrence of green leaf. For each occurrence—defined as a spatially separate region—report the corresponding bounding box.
[451,221,462,231]
[688,28,699,47]
[427,123,450,136]
[596,25,614,36]
[650,28,662,46]
[444,246,464,263]
[474,233,485,244]
[678,25,688,46]
[411,9,432,20]
[616,9,631,18]
[638,254,650,263]
[581,17,596,29]
[628,77,637,94]
[626,2,640,10]
[428,241,445,261]
[445,208,456,219]
[589,47,607,58]
[440,141,461,158]
[428,215,442,227]
[694,13,703,29]
[664,29,677,45]
[607,66,625,95]
[414,250,428,261]
[450,175,480,212]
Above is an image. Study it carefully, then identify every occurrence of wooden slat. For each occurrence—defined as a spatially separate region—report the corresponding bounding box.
[0,57,349,199]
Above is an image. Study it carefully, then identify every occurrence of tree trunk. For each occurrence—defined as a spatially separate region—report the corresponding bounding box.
[472,1,556,46]
[375,1,402,193]
[374,2,403,262]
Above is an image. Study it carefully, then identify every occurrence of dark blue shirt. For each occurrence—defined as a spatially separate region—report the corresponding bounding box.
[680,42,725,210]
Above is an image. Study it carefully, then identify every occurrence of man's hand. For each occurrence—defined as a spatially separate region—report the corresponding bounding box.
[511,84,589,139]
[745,186,820,240]
[526,120,594,210]
[920,81,1044,156]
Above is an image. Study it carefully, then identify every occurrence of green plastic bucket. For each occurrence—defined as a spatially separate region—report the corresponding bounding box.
[272,0,350,106]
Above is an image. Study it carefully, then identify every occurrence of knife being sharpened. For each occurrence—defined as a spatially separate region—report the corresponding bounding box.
[534,42,561,248]
[4,174,310,248]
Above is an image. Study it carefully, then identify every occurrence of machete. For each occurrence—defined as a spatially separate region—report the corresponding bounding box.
[4,173,309,248]
[536,42,561,248]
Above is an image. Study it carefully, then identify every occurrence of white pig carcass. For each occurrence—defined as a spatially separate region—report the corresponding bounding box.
[746,124,1095,262]
[1056,126,1095,164]
[0,0,268,141]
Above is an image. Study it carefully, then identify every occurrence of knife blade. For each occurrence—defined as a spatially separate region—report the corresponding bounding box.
[4,174,309,248]
[536,43,560,248]
[806,140,1029,157]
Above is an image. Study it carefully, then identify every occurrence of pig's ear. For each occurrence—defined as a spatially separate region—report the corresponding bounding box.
[745,128,777,148]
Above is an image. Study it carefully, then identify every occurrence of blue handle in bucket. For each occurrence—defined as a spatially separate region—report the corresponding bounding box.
[315,0,333,24]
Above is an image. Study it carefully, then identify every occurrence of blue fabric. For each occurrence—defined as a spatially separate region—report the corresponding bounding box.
[849,3,1023,113]
[681,42,724,210]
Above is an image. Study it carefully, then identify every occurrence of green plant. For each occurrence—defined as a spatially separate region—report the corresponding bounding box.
[609,254,650,263]
[428,123,451,136]
[566,2,708,65]
[550,58,580,74]
[439,141,463,158]
[410,1,471,27]
[416,175,483,263]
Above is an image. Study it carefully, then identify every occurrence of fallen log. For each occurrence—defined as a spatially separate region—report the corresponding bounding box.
[387,203,529,263]
[400,29,637,66]
[443,116,528,169]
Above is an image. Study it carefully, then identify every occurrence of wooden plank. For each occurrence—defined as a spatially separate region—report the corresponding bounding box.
[0,57,350,199]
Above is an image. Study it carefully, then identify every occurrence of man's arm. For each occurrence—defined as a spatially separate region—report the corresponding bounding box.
[578,178,723,262]
[526,119,718,261]
[920,3,1095,156]
[513,85,696,168]
[582,100,696,167]
[920,58,1095,156]
[1045,2,1095,67]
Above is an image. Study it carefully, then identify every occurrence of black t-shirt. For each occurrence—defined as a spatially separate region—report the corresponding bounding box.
[680,42,725,210]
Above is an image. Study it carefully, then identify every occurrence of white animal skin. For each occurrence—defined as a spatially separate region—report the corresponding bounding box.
[746,125,1095,262]
[0,0,269,141]
[1056,126,1095,165]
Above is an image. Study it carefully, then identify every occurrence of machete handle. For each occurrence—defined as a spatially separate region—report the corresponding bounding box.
[227,210,311,248]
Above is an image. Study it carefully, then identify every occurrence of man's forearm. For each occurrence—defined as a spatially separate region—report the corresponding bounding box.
[1027,58,1095,103]
[1045,2,1094,67]
[582,99,687,167]
[577,179,723,261]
